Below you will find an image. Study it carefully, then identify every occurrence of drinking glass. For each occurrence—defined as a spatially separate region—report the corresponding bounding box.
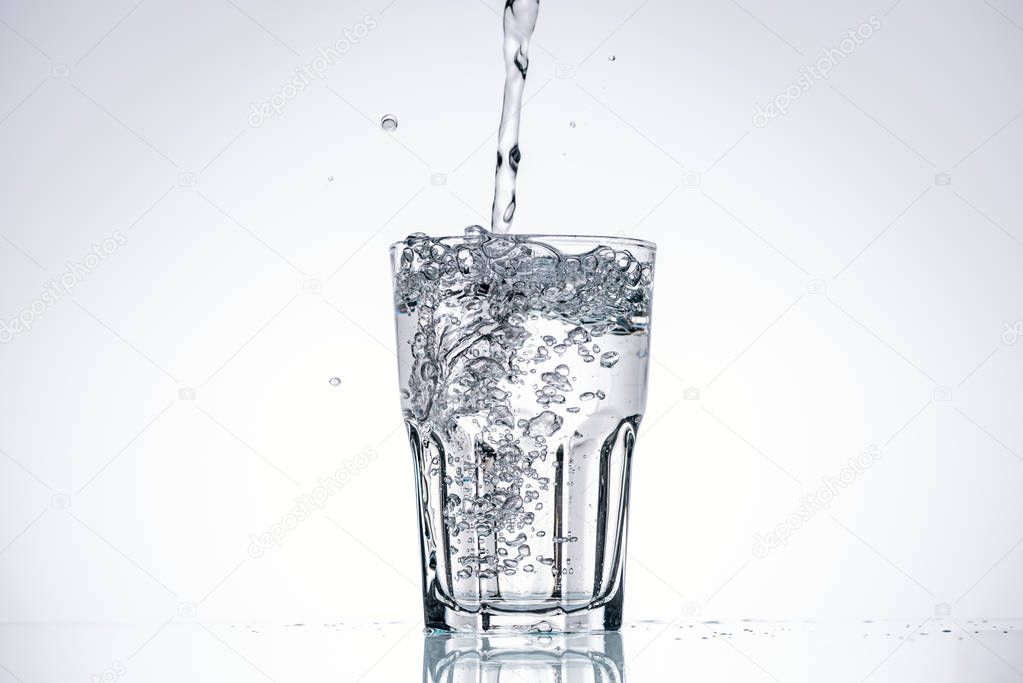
[391,230,655,632]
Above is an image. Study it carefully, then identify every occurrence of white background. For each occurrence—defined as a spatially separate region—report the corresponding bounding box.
[1,0,1022,647]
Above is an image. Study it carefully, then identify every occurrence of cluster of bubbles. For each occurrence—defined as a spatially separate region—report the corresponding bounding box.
[394,226,653,580]
[394,226,652,330]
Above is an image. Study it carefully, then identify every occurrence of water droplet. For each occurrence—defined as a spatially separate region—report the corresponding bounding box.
[569,120,576,128]
[600,351,621,368]
[608,55,616,62]
[327,176,334,182]
[329,377,341,386]
[380,114,398,131]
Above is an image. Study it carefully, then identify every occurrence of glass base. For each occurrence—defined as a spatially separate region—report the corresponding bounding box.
[423,584,624,633]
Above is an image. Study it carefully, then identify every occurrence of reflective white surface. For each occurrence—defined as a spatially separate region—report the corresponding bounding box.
[1,620,1019,681]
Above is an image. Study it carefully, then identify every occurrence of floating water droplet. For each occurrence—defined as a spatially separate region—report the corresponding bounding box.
[327,175,334,182]
[329,377,341,386]
[600,351,621,368]
[569,120,576,128]
[380,114,398,131]
[608,55,616,62]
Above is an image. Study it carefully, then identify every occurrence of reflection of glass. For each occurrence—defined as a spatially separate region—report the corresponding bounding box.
[423,632,626,682]
[392,231,655,632]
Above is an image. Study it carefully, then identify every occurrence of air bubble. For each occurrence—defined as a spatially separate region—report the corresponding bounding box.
[526,411,563,437]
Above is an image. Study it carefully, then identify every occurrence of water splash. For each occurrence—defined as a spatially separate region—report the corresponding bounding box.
[491,0,540,234]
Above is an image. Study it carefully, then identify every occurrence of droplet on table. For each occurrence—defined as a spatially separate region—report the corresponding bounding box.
[381,114,398,131]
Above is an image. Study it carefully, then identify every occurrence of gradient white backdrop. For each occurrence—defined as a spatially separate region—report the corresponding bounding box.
[1,0,1022,655]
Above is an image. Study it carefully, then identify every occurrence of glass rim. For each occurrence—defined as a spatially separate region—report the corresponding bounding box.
[389,233,656,253]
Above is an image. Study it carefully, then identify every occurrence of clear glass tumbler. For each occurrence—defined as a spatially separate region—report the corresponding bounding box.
[391,228,655,632]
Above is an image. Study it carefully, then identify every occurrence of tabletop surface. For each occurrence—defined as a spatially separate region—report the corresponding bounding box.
[2,619,1020,681]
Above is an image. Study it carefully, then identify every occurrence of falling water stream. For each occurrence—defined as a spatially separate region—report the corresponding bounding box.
[491,0,541,234]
